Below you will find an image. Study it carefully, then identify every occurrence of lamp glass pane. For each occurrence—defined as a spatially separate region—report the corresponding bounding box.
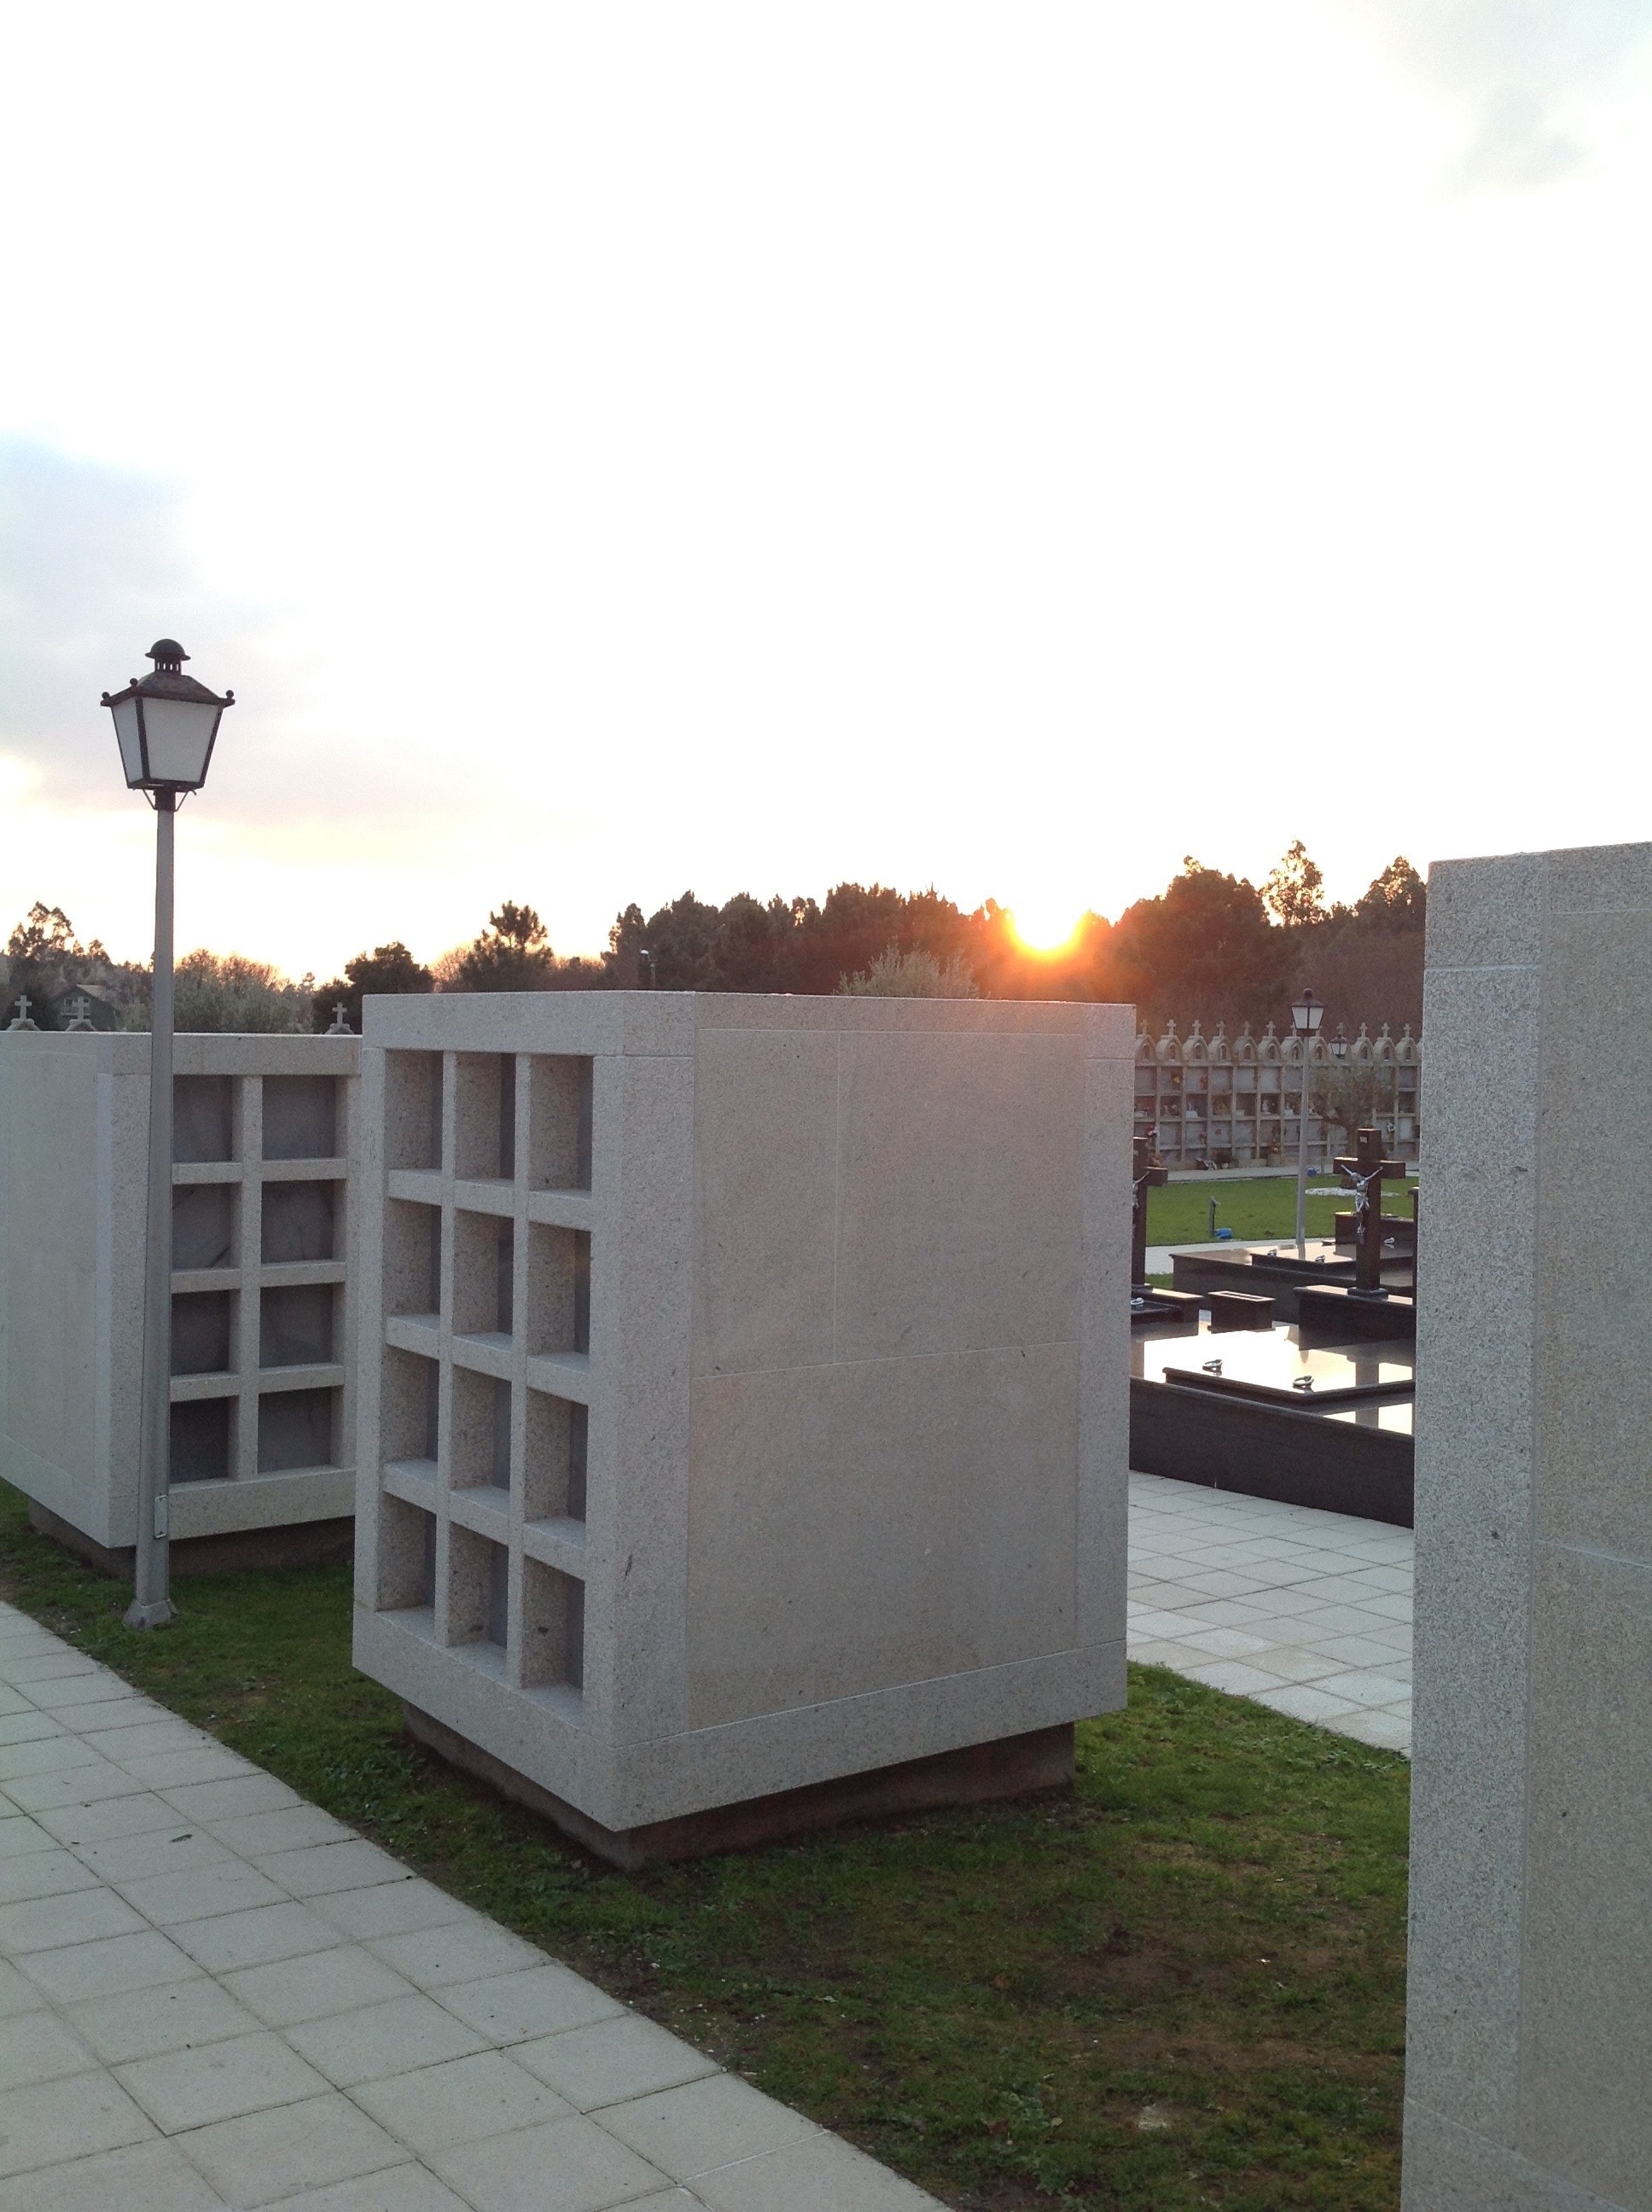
[138,696,219,786]
[109,696,145,787]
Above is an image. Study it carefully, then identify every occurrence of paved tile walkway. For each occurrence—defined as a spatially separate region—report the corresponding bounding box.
[0,1601,940,2211]
[1126,1473,1412,1755]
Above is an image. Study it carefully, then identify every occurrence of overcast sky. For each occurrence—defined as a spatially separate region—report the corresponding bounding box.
[3,2,1650,974]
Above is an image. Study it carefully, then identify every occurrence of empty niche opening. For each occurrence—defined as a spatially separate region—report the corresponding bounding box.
[262,1180,335,1263]
[173,1075,234,1163]
[172,1184,235,1270]
[455,1054,515,1181]
[528,1056,593,1190]
[376,1493,436,1611]
[451,1209,511,1338]
[381,1347,439,1467]
[386,1051,443,1170]
[263,1074,337,1161]
[526,1225,590,1355]
[258,1385,337,1472]
[451,1365,511,1490]
[172,1291,233,1376]
[446,1524,503,1647]
[524,1391,587,1522]
[171,1399,230,1484]
[521,1560,584,1689]
[259,1283,335,1367]
[384,1201,441,1319]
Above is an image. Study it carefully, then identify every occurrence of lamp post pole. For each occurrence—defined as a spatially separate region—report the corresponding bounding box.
[1291,988,1323,1260]
[131,794,177,1626]
[102,640,234,1631]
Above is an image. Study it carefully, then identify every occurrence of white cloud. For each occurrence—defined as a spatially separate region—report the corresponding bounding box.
[1342,0,1652,186]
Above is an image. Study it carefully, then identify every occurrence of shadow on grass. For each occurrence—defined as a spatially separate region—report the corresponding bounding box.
[0,1481,1407,2210]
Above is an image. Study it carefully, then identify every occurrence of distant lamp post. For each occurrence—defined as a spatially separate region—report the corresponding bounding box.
[1290,989,1324,1259]
[102,641,234,1628]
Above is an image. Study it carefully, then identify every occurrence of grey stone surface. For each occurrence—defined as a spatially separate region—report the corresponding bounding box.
[0,1033,359,1553]
[1405,841,1652,2212]
[352,993,1131,1844]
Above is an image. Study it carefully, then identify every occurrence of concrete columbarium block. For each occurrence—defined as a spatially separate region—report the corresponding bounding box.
[0,1032,359,1570]
[353,991,1131,1865]
[1405,842,1652,2212]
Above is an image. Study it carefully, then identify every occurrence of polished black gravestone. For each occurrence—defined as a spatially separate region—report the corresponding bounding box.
[1130,1315,1414,1526]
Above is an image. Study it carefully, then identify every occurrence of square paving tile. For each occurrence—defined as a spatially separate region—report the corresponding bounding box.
[170,1899,348,1973]
[0,2008,97,2087]
[428,2112,672,2212]
[274,2164,477,2210]
[0,1960,47,2019]
[0,1816,55,1861]
[35,1793,181,1846]
[514,2014,720,2110]
[177,2089,406,2206]
[1254,1685,1361,1728]
[7,1673,135,1711]
[0,1735,102,1782]
[16,1927,203,2003]
[0,1712,61,1749]
[75,1824,236,1883]
[118,1859,288,1926]
[0,2071,154,2180]
[225,1942,418,2027]
[691,2129,943,2209]
[439,1964,627,2044]
[596,2073,814,2180]
[0,2136,228,2212]
[115,2027,333,2131]
[80,1719,212,1763]
[206,1804,354,1856]
[311,1878,470,1942]
[5,1763,151,1812]
[369,1918,544,1989]
[0,1843,102,1905]
[286,1992,490,2087]
[67,1973,265,2064]
[0,1883,146,1953]
[353,2048,574,2154]
[120,1748,256,1790]
[161,1773,307,1823]
[256,1838,415,1898]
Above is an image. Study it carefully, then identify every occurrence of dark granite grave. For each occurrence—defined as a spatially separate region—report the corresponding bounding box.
[1130,1315,1414,1526]
[1207,1289,1275,1331]
[1297,1284,1416,1341]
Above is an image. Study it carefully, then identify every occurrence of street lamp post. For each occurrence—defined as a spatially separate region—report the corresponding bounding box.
[1291,988,1323,1259]
[102,642,234,1629]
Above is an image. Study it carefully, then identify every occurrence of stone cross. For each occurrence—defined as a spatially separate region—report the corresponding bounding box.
[324,1003,353,1035]
[64,995,95,1031]
[1131,1132,1167,1289]
[6,995,37,1031]
[1335,1125,1406,1295]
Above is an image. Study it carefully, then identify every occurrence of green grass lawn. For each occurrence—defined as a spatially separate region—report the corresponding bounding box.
[1147,1174,1416,1247]
[0,1483,1408,2210]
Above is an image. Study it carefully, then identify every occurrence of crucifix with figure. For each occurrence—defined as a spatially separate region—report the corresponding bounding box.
[1131,1132,1167,1290]
[1335,1125,1406,1295]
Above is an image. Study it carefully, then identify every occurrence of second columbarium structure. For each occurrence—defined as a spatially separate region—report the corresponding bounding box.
[353,990,1131,1864]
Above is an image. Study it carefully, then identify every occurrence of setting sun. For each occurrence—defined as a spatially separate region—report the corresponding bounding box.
[1009,902,1085,956]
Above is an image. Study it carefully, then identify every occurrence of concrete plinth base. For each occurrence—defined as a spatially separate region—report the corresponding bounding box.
[403,1703,1076,1869]
[27,1502,355,1580]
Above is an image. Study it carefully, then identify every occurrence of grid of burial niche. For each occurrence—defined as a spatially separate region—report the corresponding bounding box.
[378,1045,593,1702]
[169,1068,350,1489]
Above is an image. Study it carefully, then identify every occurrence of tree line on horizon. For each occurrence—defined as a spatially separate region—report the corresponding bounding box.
[2,844,1426,1038]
